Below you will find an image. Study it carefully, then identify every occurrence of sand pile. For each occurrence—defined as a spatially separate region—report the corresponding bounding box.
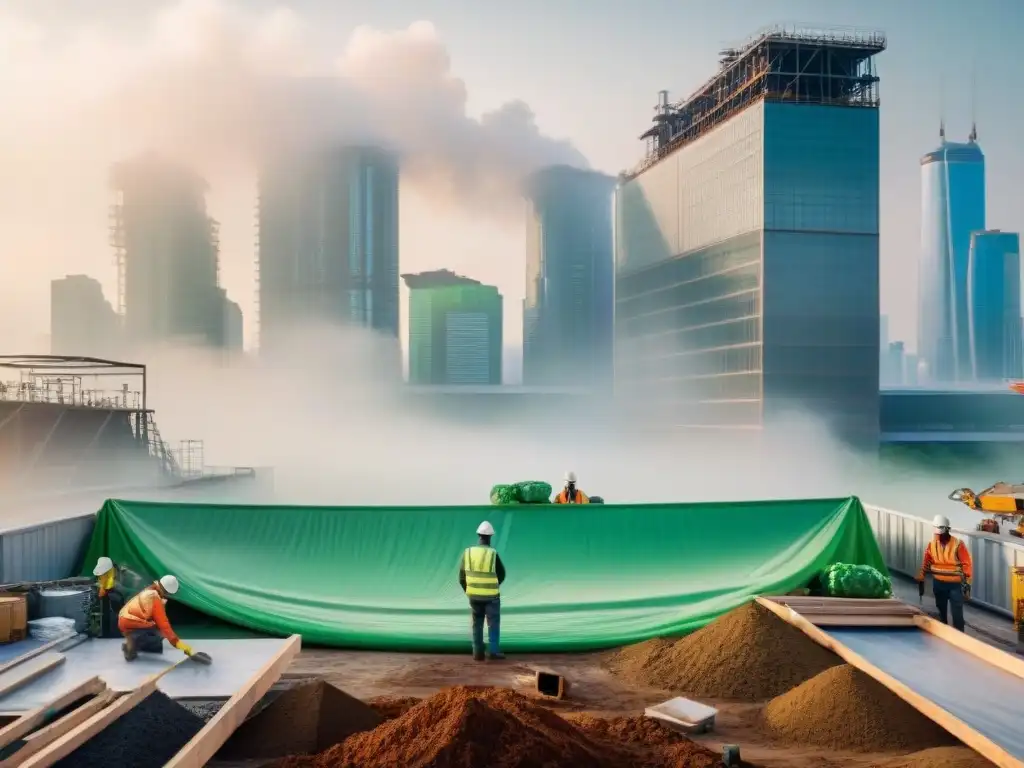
[366,695,422,721]
[607,602,840,699]
[217,680,381,761]
[567,714,730,768]
[761,664,956,752]
[270,686,626,768]
[868,747,995,768]
[54,691,204,768]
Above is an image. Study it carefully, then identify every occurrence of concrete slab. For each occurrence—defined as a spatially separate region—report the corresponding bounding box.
[0,637,291,714]
[0,638,44,663]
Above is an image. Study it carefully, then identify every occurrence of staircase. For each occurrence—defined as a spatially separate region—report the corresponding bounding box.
[144,413,181,478]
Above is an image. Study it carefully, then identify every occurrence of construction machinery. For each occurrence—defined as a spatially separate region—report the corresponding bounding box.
[948,483,1024,537]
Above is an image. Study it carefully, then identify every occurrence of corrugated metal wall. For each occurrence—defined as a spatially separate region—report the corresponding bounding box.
[864,503,1024,617]
[0,515,95,584]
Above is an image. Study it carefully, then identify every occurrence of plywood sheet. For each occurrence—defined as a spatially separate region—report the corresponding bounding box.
[829,628,1024,760]
[0,638,292,714]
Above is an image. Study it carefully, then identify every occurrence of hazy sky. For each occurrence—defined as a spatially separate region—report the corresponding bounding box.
[3,0,1023,356]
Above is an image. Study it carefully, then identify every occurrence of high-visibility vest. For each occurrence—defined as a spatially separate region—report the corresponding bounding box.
[463,546,499,599]
[119,587,161,623]
[928,537,966,583]
[554,488,589,504]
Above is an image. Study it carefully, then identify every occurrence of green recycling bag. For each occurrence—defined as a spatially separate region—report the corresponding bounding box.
[514,481,552,504]
[489,484,519,505]
[823,562,893,599]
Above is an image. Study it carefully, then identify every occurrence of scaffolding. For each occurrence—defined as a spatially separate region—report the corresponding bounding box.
[625,25,887,181]
[109,195,127,316]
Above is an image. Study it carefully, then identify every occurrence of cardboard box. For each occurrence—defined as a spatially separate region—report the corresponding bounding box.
[0,595,28,643]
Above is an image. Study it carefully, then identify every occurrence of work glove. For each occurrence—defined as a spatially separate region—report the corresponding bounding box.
[963,582,971,601]
[175,640,194,657]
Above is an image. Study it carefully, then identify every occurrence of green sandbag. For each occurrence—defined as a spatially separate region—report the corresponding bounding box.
[489,485,519,505]
[590,496,605,504]
[514,481,552,504]
[823,562,892,599]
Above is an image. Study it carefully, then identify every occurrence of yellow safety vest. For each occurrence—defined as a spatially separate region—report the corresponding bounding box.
[463,546,499,599]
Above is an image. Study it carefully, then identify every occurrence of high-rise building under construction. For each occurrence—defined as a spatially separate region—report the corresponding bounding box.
[256,145,400,354]
[614,26,885,444]
[110,153,236,350]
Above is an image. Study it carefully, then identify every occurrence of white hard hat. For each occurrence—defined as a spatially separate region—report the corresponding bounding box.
[476,521,495,536]
[159,575,180,595]
[932,514,951,529]
[565,471,577,483]
[92,557,113,577]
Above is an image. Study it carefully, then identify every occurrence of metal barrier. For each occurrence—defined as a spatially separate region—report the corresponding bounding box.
[863,503,1024,618]
[0,514,96,584]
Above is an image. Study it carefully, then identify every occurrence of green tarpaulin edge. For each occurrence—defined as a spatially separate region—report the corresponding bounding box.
[80,496,886,652]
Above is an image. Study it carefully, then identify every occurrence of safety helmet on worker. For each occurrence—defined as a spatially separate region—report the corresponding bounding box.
[476,521,495,537]
[159,575,180,595]
[564,471,577,484]
[932,514,951,530]
[92,556,114,577]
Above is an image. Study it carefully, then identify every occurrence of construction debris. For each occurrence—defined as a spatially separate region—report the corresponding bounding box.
[760,664,956,752]
[606,602,841,699]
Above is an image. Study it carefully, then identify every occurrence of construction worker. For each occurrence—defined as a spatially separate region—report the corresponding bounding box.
[458,521,506,662]
[90,556,126,638]
[118,575,195,661]
[553,471,589,504]
[916,515,973,632]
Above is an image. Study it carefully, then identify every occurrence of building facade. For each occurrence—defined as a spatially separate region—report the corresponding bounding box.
[918,135,986,383]
[523,166,615,388]
[403,270,502,385]
[257,145,400,353]
[968,230,1021,381]
[50,275,122,358]
[615,27,885,444]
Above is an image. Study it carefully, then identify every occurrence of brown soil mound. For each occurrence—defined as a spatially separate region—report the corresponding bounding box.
[761,664,956,752]
[868,746,996,768]
[217,680,381,760]
[270,685,626,768]
[607,602,840,699]
[366,695,422,721]
[567,714,727,768]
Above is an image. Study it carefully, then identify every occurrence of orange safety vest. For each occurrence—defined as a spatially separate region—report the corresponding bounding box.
[925,537,970,584]
[554,488,589,504]
[118,586,179,645]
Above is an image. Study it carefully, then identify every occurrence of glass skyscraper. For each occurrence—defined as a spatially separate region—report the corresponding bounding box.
[968,230,1021,381]
[523,166,615,388]
[403,270,503,385]
[918,135,986,382]
[615,27,885,444]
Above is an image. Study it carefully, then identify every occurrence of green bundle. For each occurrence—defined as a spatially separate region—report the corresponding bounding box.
[822,562,893,599]
[489,484,519,505]
[514,481,552,504]
[590,496,605,504]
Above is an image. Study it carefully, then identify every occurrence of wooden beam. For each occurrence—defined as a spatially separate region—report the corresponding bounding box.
[0,636,83,679]
[2,691,117,768]
[0,677,104,750]
[164,635,302,768]
[802,615,916,627]
[0,656,66,702]
[18,657,191,768]
[913,615,1024,681]
[755,597,1024,768]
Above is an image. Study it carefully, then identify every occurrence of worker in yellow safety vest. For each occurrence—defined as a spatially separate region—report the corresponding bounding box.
[553,471,590,504]
[91,556,126,638]
[458,521,507,662]
[916,514,973,632]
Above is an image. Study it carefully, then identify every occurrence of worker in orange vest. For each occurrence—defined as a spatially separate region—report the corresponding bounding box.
[118,575,195,661]
[916,514,973,632]
[553,471,590,504]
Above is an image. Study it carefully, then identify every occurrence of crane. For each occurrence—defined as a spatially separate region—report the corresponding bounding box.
[948,483,1024,537]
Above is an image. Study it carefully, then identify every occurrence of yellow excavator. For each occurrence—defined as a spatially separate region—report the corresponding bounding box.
[948,483,1024,537]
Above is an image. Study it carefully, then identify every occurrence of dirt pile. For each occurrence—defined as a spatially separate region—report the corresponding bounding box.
[868,747,995,768]
[366,695,422,721]
[761,664,956,752]
[607,602,840,699]
[218,680,381,760]
[54,690,204,768]
[270,686,626,768]
[567,714,729,768]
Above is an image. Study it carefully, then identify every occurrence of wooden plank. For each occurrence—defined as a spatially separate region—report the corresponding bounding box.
[755,597,1024,768]
[164,635,302,768]
[805,615,916,627]
[2,691,117,768]
[0,677,104,750]
[0,636,83,681]
[18,657,191,768]
[766,596,922,615]
[0,656,65,702]
[913,615,1024,681]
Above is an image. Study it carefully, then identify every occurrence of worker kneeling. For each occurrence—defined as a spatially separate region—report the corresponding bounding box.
[916,515,973,632]
[553,471,589,504]
[118,575,195,661]
[459,521,506,661]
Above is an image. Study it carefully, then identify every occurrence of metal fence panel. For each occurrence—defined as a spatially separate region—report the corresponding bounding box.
[0,515,96,584]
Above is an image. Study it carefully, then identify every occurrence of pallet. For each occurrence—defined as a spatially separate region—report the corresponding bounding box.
[762,596,922,626]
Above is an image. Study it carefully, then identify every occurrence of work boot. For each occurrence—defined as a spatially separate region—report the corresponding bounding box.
[473,651,485,662]
[488,652,506,661]
[121,641,137,662]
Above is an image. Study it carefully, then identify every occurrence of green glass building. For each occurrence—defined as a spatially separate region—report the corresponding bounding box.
[402,270,503,385]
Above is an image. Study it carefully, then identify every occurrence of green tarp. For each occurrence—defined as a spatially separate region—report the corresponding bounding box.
[81,496,886,652]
